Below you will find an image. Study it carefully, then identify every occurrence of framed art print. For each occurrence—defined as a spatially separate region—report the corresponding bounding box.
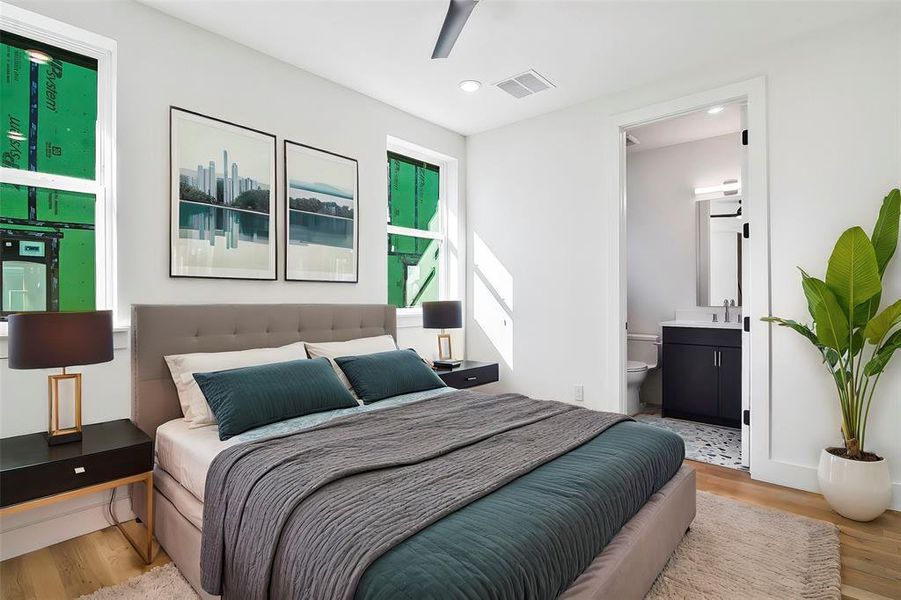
[170,107,277,280]
[284,140,359,282]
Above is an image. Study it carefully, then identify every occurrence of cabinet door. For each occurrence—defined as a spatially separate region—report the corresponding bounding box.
[717,346,742,422]
[663,343,718,418]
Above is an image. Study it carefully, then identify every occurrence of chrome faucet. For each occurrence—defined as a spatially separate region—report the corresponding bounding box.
[723,299,731,323]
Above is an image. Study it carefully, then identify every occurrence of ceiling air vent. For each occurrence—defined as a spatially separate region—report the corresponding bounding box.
[495,69,555,99]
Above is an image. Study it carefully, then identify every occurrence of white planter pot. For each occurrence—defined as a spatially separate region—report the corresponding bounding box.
[817,449,891,522]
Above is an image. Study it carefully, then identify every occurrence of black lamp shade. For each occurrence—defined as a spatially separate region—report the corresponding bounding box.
[8,310,114,370]
[421,301,462,330]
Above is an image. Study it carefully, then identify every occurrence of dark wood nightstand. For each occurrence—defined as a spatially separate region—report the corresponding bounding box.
[435,360,499,389]
[0,419,155,563]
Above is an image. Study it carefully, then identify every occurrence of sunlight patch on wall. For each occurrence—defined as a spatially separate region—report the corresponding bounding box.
[474,233,513,309]
[473,233,513,367]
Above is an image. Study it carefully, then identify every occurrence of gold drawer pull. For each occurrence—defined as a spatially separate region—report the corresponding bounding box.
[74,467,86,474]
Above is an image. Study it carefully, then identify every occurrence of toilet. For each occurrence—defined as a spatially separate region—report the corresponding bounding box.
[626,333,661,416]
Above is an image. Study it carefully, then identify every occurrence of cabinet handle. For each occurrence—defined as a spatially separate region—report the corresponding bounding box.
[74,467,86,474]
[714,350,718,367]
[466,376,477,381]
[717,351,722,367]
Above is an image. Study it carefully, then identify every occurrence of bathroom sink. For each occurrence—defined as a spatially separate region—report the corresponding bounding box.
[659,319,742,330]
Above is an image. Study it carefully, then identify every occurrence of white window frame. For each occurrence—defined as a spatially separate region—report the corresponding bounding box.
[0,2,117,331]
[386,137,460,327]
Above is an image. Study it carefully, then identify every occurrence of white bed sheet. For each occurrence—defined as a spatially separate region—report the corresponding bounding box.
[154,387,453,502]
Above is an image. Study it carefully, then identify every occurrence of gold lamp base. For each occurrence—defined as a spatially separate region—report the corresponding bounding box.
[47,368,82,446]
[437,331,453,361]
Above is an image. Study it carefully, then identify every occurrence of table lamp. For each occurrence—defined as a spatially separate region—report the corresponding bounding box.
[8,310,113,445]
[422,300,462,364]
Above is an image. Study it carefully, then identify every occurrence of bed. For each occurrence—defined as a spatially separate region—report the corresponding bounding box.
[130,303,695,599]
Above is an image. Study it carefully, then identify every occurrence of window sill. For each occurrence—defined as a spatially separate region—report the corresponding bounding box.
[397,308,424,329]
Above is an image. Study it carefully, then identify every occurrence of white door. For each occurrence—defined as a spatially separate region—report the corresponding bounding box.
[740,103,751,468]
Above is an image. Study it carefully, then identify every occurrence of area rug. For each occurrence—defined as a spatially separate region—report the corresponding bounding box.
[646,491,841,599]
[80,492,840,599]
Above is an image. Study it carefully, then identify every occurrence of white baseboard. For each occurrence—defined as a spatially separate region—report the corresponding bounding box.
[0,489,134,561]
[751,459,901,511]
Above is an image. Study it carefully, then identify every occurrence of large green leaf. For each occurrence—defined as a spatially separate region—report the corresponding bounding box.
[863,329,901,376]
[864,298,901,344]
[761,317,821,348]
[850,329,864,357]
[798,268,820,320]
[855,290,881,329]
[802,273,849,352]
[871,188,900,276]
[826,227,881,323]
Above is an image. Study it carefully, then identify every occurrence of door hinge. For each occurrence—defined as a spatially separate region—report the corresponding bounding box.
[743,316,750,332]
[741,129,748,146]
[743,222,749,239]
[743,409,750,426]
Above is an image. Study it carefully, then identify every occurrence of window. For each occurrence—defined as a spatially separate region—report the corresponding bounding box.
[0,6,115,320]
[387,151,443,309]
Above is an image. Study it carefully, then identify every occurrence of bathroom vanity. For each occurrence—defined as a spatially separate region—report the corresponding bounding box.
[660,321,741,428]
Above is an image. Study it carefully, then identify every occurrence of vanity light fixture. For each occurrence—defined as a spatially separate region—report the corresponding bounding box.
[707,105,725,115]
[459,80,481,92]
[694,180,741,196]
[25,49,53,64]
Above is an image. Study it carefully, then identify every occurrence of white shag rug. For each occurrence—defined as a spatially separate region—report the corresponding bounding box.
[80,491,840,600]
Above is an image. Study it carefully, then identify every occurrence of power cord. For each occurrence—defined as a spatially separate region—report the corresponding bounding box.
[107,488,118,526]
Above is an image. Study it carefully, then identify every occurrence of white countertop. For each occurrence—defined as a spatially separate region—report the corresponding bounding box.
[660,319,742,330]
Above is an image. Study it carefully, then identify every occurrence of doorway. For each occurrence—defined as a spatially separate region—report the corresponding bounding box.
[605,78,770,475]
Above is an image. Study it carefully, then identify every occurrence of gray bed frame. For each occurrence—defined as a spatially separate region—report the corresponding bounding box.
[129,303,694,599]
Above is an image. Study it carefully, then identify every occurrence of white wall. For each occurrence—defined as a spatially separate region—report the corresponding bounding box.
[626,134,741,404]
[0,0,465,559]
[466,13,901,506]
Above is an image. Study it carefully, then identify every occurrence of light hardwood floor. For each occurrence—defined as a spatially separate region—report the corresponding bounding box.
[1,460,898,599]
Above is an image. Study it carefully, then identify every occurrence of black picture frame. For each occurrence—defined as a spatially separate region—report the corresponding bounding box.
[169,106,278,281]
[283,139,359,283]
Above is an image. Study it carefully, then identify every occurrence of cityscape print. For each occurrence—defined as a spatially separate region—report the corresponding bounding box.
[170,108,276,279]
[285,141,358,282]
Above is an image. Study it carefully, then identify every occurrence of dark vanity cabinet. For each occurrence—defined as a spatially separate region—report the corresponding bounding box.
[662,327,741,427]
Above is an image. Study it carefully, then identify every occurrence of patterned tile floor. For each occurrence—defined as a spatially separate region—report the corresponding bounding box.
[634,410,746,470]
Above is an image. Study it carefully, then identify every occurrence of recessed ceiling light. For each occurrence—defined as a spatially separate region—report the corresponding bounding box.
[707,105,725,115]
[26,49,52,64]
[459,80,481,93]
[7,131,26,142]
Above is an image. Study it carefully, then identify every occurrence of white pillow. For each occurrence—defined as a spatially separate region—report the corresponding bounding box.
[304,335,398,398]
[164,341,308,428]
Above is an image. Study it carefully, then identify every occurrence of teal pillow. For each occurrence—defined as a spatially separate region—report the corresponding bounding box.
[334,349,446,404]
[194,357,357,440]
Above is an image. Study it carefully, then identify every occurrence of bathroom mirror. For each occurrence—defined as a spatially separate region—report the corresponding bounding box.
[696,197,743,307]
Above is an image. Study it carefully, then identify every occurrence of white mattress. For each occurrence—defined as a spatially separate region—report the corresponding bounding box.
[156,418,239,502]
[154,387,454,503]
[154,464,205,530]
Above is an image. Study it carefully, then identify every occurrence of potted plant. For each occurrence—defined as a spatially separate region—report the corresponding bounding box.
[763,188,900,522]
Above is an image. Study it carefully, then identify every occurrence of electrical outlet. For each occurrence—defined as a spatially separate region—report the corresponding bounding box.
[574,384,584,403]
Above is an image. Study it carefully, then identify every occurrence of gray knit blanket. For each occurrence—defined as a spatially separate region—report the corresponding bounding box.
[201,390,630,599]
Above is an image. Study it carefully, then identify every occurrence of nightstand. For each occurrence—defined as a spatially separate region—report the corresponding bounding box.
[435,360,499,389]
[0,419,155,563]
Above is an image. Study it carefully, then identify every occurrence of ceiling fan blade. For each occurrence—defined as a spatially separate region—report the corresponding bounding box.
[431,0,479,59]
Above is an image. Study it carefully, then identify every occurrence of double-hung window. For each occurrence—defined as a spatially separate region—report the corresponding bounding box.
[386,150,445,309]
[0,5,116,320]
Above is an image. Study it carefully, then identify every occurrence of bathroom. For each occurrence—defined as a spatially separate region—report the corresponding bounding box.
[624,103,747,470]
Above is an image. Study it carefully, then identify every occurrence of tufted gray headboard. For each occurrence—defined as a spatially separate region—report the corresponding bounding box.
[130,303,397,439]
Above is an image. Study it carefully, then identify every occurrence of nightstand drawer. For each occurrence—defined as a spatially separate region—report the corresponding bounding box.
[439,363,499,389]
[0,421,153,508]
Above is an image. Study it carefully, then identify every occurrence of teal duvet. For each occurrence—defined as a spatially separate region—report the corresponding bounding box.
[357,421,685,600]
